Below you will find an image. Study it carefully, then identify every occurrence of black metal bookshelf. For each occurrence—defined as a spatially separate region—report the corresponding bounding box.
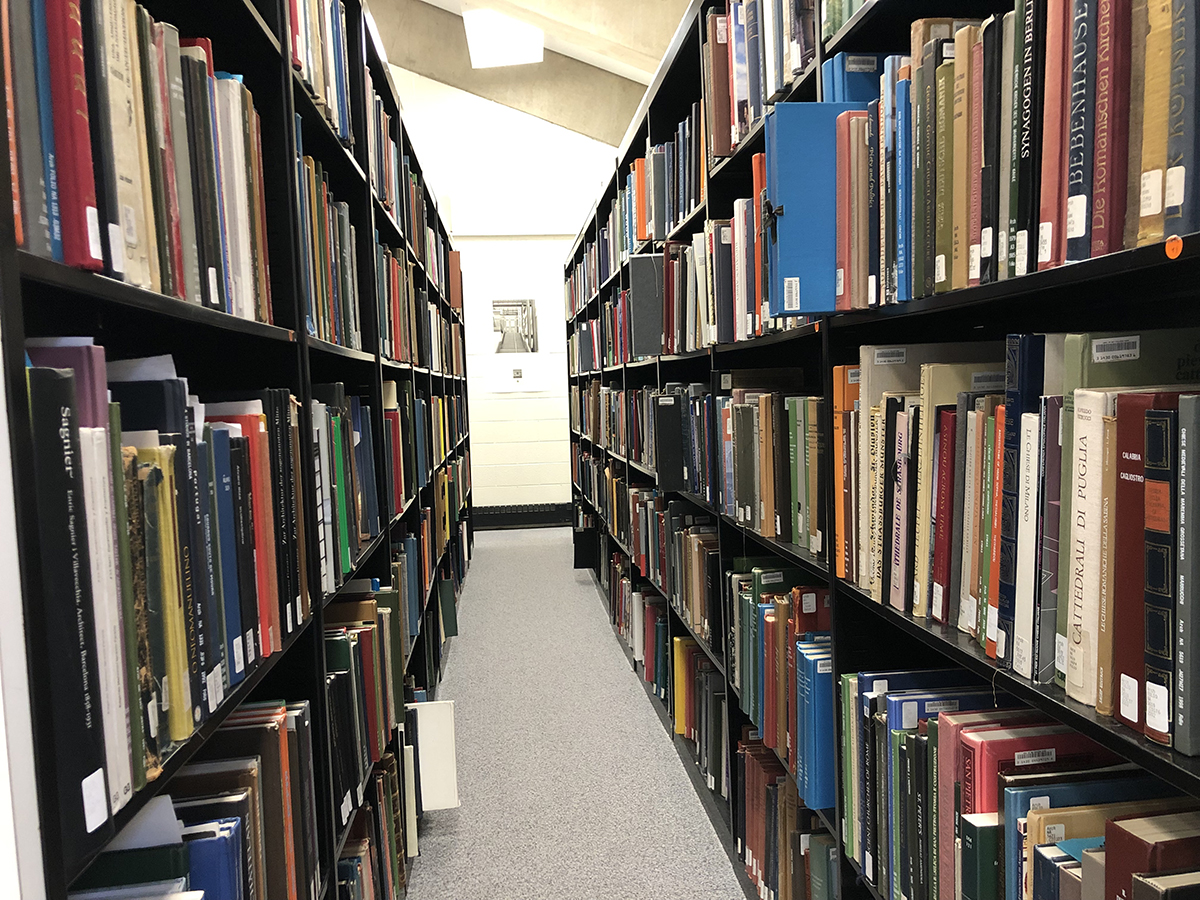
[0,0,474,896]
[565,0,1200,897]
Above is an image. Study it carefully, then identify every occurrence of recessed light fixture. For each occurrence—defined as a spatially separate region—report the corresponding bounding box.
[461,6,545,69]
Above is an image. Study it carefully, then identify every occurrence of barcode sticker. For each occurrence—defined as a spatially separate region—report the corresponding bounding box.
[925,699,961,713]
[932,582,944,618]
[846,55,881,72]
[1014,635,1031,677]
[1038,221,1053,263]
[902,701,918,729]
[981,227,994,258]
[286,602,294,632]
[836,268,845,297]
[998,229,1007,262]
[1045,824,1066,843]
[208,268,220,305]
[935,255,946,283]
[802,592,817,613]
[986,611,999,643]
[717,16,728,42]
[761,571,784,584]
[997,628,1007,659]
[233,633,245,673]
[146,698,158,738]
[341,791,352,824]
[206,665,222,713]
[874,347,907,366]
[244,630,256,665]
[818,658,832,673]
[1142,169,1165,216]
[1092,335,1140,363]
[1015,747,1056,766]
[972,371,1005,391]
[784,277,800,311]
[869,274,878,305]
[721,373,732,389]
[1121,673,1139,720]
[1029,796,1051,811]
[1147,681,1170,734]
[107,223,125,274]
[1167,166,1187,208]
[122,204,137,245]
[161,676,169,710]
[721,227,732,244]
[1015,231,1029,275]
[86,207,103,261]
[969,244,981,279]
[872,679,888,694]
[848,368,861,384]
[1066,195,1087,238]
[81,768,108,833]
[1056,633,1068,673]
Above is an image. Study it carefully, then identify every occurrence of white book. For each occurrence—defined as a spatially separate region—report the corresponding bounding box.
[214,78,251,318]
[762,0,779,98]
[1012,411,1041,678]
[80,427,133,815]
[957,410,980,634]
[311,402,336,595]
[632,591,645,662]
[403,743,418,857]
[406,700,459,809]
[1066,388,1119,705]
[732,201,748,342]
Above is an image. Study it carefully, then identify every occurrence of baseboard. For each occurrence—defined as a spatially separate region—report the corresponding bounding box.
[473,503,572,530]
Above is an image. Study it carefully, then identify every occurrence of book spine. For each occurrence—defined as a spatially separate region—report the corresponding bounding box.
[1014,0,1046,276]
[932,410,956,622]
[969,37,984,286]
[1065,0,1098,260]
[980,20,1000,284]
[978,415,996,644]
[952,34,972,289]
[1066,392,1108,706]
[1164,0,1198,236]
[897,80,912,302]
[913,64,927,297]
[1089,0,1131,255]
[1177,395,1200,755]
[934,61,954,292]
[836,112,853,311]
[1123,0,1150,249]
[1013,411,1040,677]
[1095,413,1117,716]
[1036,396,1063,684]
[45,0,101,269]
[1038,0,1069,269]
[986,406,1005,657]
[1114,394,1152,731]
[922,44,940,297]
[1143,408,1178,745]
[868,99,881,306]
[1136,0,1173,245]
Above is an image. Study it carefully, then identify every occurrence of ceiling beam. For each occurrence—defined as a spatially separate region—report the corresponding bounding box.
[372,0,645,145]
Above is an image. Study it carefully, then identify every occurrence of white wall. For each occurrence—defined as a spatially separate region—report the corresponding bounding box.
[390,66,617,507]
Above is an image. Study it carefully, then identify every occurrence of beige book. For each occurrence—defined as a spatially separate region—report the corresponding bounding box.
[909,17,983,68]
[1124,0,1151,249]
[913,362,1005,618]
[124,0,161,291]
[1094,412,1118,715]
[1136,0,1173,246]
[851,115,869,308]
[807,397,821,553]
[1024,797,1198,900]
[951,25,980,289]
[867,405,882,598]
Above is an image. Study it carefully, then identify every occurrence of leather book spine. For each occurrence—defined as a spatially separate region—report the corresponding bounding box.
[1038,0,1069,269]
[934,61,954,292]
[979,19,1000,284]
[1136,0,1172,245]
[952,27,975,289]
[1163,0,1197,237]
[1143,408,1178,745]
[867,98,881,304]
[1123,0,1150,249]
[46,0,102,269]
[1013,0,1047,276]
[1089,0,1131,256]
[932,409,957,623]
[969,35,984,286]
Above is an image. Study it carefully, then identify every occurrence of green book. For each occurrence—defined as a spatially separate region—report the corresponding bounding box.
[892,727,917,900]
[71,842,190,890]
[1053,327,1200,686]
[374,585,406,702]
[928,717,940,900]
[961,812,1001,900]
[110,404,146,791]
[913,62,927,297]
[438,578,458,637]
[842,672,858,858]
[811,832,837,900]
[788,396,801,542]
[332,415,352,573]
[978,415,996,646]
[934,60,955,293]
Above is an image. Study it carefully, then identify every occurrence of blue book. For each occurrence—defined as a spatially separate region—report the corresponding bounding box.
[821,59,836,99]
[896,79,913,302]
[404,535,420,640]
[794,638,828,795]
[745,0,764,125]
[330,0,350,142]
[1002,774,1172,900]
[29,0,62,261]
[754,603,775,726]
[766,102,867,316]
[833,52,887,103]
[182,817,243,900]
[801,646,835,810]
[884,687,1010,899]
[207,427,244,686]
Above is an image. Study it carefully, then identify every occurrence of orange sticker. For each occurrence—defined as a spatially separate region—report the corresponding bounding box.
[1146,479,1171,533]
[1166,235,1183,259]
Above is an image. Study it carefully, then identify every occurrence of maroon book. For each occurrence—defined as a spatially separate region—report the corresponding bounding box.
[707,13,733,159]
[1038,0,1070,270]
[1106,810,1200,900]
[1090,0,1132,256]
[46,0,102,271]
[932,408,958,623]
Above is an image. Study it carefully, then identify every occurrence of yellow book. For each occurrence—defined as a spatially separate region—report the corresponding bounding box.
[952,25,980,289]
[1136,0,1173,245]
[137,444,193,745]
[1023,796,1196,900]
[672,637,690,734]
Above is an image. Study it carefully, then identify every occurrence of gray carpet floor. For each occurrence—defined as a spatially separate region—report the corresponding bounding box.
[406,526,747,900]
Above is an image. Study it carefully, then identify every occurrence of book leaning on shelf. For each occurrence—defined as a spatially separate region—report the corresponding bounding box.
[24,341,315,873]
[8,0,272,320]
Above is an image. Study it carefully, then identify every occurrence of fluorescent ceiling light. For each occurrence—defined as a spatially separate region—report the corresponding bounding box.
[462,7,544,69]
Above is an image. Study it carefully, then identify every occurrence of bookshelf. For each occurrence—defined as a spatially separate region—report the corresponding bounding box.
[566,1,1200,898]
[0,0,472,896]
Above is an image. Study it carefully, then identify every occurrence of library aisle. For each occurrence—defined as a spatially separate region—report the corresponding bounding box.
[407,527,746,900]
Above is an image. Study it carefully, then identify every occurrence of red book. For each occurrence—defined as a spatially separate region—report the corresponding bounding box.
[752,152,766,334]
[791,585,831,633]
[836,112,854,311]
[931,409,958,624]
[1105,810,1200,900]
[763,612,777,748]
[969,39,984,286]
[1090,0,1132,256]
[207,408,281,656]
[289,0,301,69]
[45,0,102,270]
[354,626,382,760]
[707,14,732,159]
[958,723,1118,814]
[384,409,403,510]
[1038,0,1070,270]
[986,405,1005,657]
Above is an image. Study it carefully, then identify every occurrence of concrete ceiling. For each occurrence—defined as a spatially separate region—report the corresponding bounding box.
[369,0,691,145]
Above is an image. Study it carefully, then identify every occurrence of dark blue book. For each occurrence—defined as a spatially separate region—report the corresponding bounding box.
[195,439,226,699]
[1165,0,1198,236]
[745,0,764,126]
[1065,0,1098,260]
[998,334,1046,672]
[897,79,913,302]
[29,0,62,261]
[182,817,243,900]
[405,533,421,640]
[207,425,245,686]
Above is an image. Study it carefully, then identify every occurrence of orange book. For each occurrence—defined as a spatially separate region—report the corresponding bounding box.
[752,152,766,335]
[985,404,1005,658]
[634,157,648,242]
